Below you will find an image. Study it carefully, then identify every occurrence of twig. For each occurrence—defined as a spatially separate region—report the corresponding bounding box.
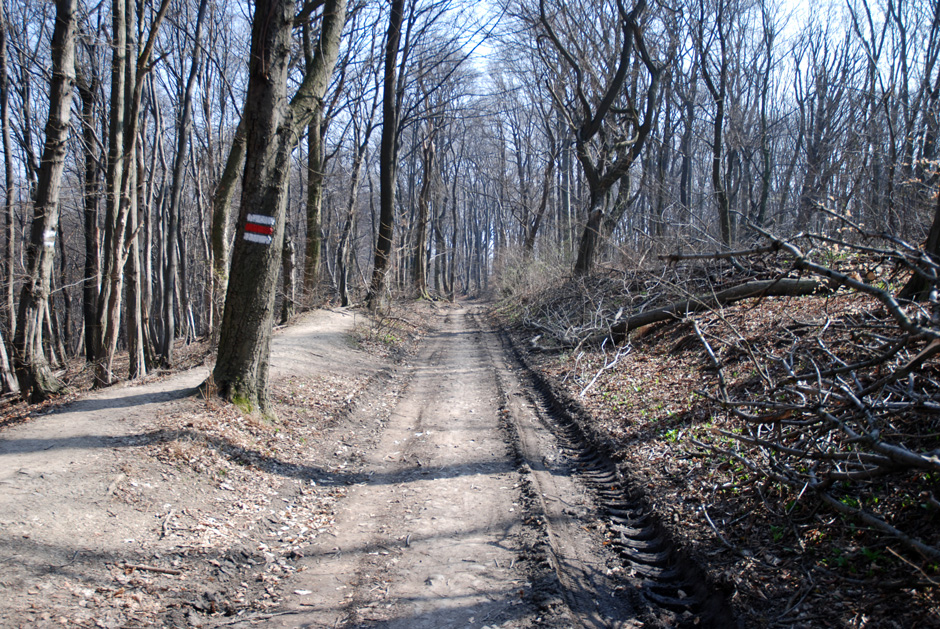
[885,547,940,586]
[116,563,183,576]
[579,342,631,397]
[161,508,175,539]
[701,504,736,552]
[772,570,815,625]
[813,490,940,562]
[693,320,726,399]
[214,610,303,626]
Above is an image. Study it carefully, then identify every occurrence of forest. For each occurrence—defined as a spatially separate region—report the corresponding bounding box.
[0,0,934,404]
[1,0,939,625]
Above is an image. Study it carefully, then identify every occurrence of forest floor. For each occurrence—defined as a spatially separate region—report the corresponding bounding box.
[494,259,940,629]
[0,288,937,628]
[0,301,727,629]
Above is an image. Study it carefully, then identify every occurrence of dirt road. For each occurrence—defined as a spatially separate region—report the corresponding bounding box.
[0,305,727,628]
[261,306,641,628]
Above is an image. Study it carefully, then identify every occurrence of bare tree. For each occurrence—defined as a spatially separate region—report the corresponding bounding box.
[366,0,405,310]
[212,0,347,413]
[161,0,208,367]
[94,0,170,386]
[12,0,77,401]
[534,0,663,275]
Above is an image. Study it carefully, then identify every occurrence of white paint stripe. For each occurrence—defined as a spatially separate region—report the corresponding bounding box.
[44,230,56,239]
[246,214,276,226]
[244,232,273,245]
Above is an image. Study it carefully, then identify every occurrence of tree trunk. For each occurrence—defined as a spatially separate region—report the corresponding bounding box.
[162,0,207,365]
[94,0,128,386]
[524,155,555,253]
[609,279,827,343]
[698,4,733,246]
[899,190,940,301]
[0,325,16,393]
[708,79,732,246]
[212,0,346,413]
[0,0,15,343]
[337,140,369,307]
[178,210,194,341]
[678,85,695,213]
[573,199,604,276]
[213,0,295,412]
[281,233,295,323]
[77,70,100,364]
[448,177,459,299]
[126,151,147,379]
[12,0,77,401]
[367,0,404,310]
[210,119,246,345]
[304,108,324,302]
[56,221,71,355]
[412,135,434,298]
[95,0,170,386]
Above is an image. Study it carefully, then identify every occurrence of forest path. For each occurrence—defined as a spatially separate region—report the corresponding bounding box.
[0,305,658,628]
[262,305,638,629]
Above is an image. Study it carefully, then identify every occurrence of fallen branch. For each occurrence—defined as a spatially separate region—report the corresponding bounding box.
[115,563,183,576]
[579,342,631,397]
[609,278,827,343]
[814,487,940,562]
[659,242,783,262]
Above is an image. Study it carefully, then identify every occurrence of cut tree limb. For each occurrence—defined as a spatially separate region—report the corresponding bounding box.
[115,563,183,576]
[609,278,827,343]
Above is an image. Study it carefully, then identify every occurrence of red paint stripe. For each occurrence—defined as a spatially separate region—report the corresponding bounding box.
[245,223,274,236]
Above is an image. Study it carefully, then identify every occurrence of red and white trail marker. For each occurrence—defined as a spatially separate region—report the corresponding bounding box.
[244,213,275,245]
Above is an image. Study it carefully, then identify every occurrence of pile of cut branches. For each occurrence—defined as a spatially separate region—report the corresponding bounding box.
[506,228,940,564]
[682,232,940,565]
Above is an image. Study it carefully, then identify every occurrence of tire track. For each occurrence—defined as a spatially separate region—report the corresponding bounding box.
[470,309,738,629]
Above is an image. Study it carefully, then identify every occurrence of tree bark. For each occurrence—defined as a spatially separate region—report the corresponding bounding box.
[212,0,346,413]
[899,189,940,301]
[12,0,77,401]
[573,194,605,276]
[77,69,101,365]
[0,325,15,393]
[95,0,170,386]
[0,0,15,345]
[94,0,128,386]
[412,134,435,298]
[123,0,148,380]
[304,107,324,301]
[366,0,404,310]
[281,233,295,323]
[125,157,147,379]
[698,0,733,247]
[524,154,555,253]
[337,139,370,307]
[209,118,246,345]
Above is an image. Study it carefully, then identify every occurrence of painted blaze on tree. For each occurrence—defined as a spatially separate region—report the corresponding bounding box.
[211,0,346,414]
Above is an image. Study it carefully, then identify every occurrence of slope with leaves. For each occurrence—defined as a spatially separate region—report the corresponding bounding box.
[495,246,940,627]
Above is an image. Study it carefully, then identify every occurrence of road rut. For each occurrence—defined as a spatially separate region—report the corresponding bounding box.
[268,307,544,627]
[265,306,652,628]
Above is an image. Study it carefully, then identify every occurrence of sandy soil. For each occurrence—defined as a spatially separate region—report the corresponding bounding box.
[0,304,705,628]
